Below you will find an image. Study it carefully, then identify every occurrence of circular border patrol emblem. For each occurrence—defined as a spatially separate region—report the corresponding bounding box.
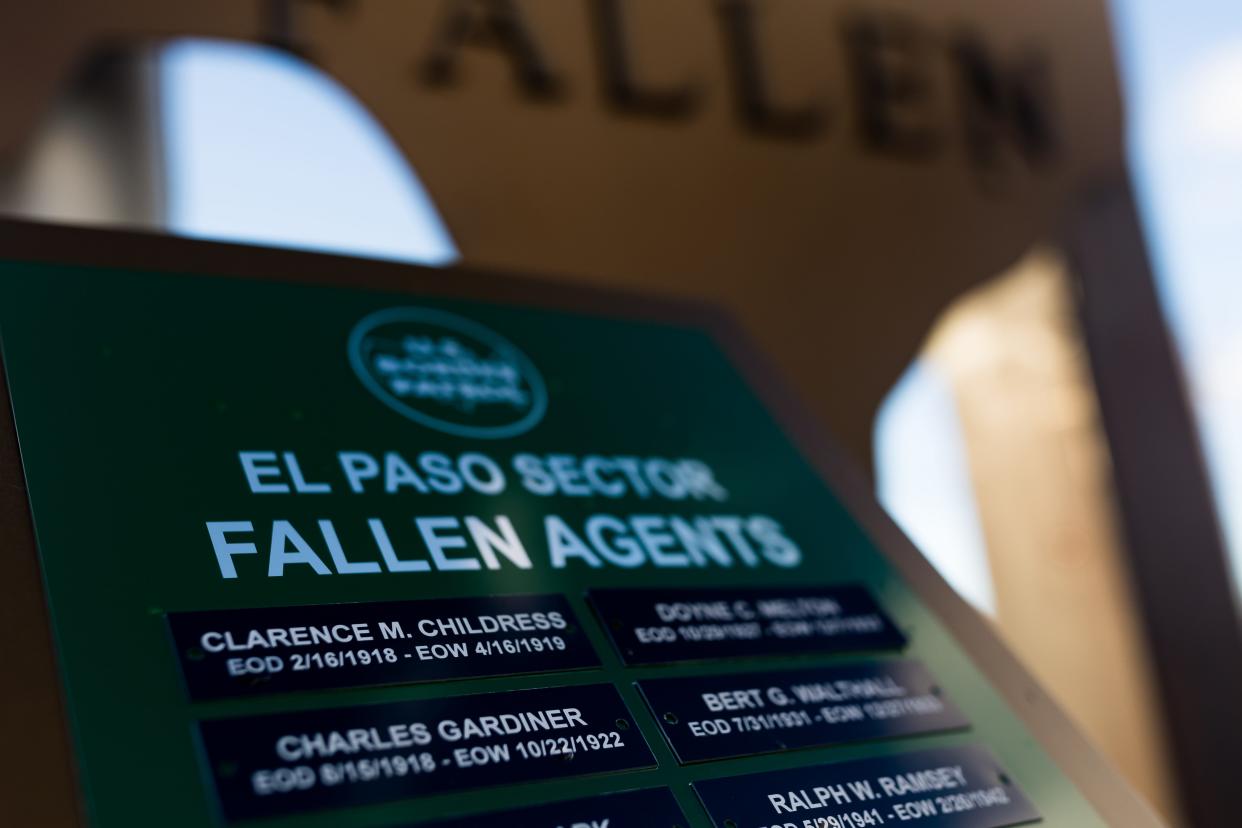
[348,307,547,439]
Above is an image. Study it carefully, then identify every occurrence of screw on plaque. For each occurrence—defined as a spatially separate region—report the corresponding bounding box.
[217,761,239,778]
[614,718,630,730]
[724,820,738,828]
[999,772,1012,785]
[663,712,679,725]
[930,685,942,696]
[186,646,205,662]
[610,618,624,631]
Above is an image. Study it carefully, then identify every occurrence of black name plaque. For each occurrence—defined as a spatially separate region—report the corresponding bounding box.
[168,594,598,700]
[396,787,688,828]
[693,745,1040,828]
[587,586,906,665]
[198,683,655,821]
[638,659,968,763]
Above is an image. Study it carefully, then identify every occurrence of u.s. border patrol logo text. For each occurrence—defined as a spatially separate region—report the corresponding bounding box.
[348,307,547,439]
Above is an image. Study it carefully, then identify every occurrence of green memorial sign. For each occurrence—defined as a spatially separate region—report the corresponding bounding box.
[0,240,1125,827]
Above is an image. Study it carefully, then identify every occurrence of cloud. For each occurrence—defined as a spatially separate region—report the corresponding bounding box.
[1196,333,1242,407]
[1184,43,1242,152]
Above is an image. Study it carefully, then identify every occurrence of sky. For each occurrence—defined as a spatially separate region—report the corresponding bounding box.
[161,40,457,266]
